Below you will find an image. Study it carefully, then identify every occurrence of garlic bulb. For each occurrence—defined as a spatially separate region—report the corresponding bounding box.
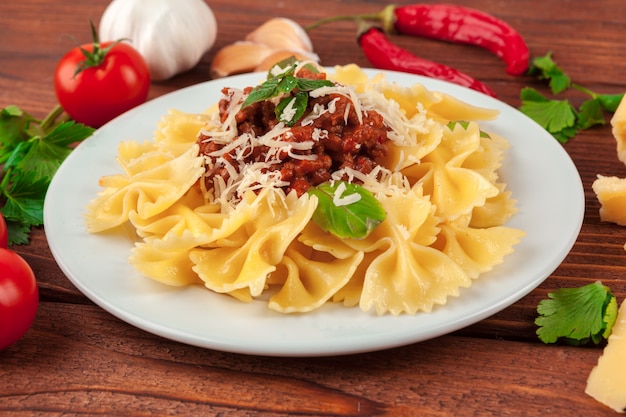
[99,0,218,81]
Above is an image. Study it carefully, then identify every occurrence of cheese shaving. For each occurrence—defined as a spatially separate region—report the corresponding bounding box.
[332,182,361,207]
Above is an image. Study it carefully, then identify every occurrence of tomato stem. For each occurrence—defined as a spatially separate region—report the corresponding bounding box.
[73,20,127,77]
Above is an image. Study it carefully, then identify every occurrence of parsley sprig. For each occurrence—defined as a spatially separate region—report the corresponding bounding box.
[520,52,624,143]
[241,56,334,126]
[0,105,94,244]
[535,281,618,345]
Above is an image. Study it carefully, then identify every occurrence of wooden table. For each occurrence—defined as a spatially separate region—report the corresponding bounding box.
[2,0,625,415]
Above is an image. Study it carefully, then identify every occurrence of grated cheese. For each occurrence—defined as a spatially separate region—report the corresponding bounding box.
[280,96,298,123]
[199,68,431,211]
[332,182,361,207]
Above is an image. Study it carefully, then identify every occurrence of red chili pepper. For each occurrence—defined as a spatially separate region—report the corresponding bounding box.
[307,4,529,76]
[391,4,529,76]
[358,26,497,97]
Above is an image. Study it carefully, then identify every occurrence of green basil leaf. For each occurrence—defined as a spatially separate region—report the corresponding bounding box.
[447,120,491,138]
[307,181,386,239]
[267,56,298,77]
[277,75,298,94]
[295,78,334,91]
[276,92,308,126]
[241,77,281,108]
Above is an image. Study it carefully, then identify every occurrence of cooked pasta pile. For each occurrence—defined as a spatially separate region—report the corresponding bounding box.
[84,63,524,315]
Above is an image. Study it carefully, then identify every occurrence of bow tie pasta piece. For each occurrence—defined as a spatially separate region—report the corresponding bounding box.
[190,189,317,301]
[268,242,365,313]
[114,140,168,177]
[355,187,468,315]
[360,238,470,315]
[127,187,214,239]
[85,145,205,233]
[131,238,204,286]
[403,121,499,220]
[153,109,216,155]
[331,64,499,123]
[470,183,518,228]
[462,131,509,183]
[434,219,525,280]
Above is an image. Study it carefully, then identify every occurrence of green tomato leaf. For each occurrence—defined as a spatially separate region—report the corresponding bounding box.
[535,281,617,345]
[307,181,386,239]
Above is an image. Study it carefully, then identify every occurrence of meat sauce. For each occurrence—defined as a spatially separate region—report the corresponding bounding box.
[197,72,390,197]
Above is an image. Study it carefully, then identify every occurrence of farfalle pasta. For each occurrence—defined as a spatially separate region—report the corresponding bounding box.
[85,62,524,315]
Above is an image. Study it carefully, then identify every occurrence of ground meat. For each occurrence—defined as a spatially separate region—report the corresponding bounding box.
[198,79,390,197]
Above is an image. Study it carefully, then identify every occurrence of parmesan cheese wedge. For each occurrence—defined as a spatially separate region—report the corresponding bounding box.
[612,94,626,165]
[592,175,626,226]
[585,298,626,413]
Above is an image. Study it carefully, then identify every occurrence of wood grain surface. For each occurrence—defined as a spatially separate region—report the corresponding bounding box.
[1,0,625,415]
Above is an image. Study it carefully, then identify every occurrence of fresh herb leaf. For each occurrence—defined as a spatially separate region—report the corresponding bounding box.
[527,52,571,94]
[597,93,625,113]
[535,281,618,345]
[520,87,578,143]
[276,91,308,126]
[307,181,386,239]
[240,57,334,126]
[295,78,334,91]
[277,75,298,94]
[0,105,94,245]
[241,77,284,108]
[0,106,33,162]
[576,97,606,130]
[447,120,491,138]
[1,170,50,226]
[520,53,625,143]
[6,219,33,246]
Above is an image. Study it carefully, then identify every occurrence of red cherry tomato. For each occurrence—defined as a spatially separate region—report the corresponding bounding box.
[0,213,7,248]
[54,38,150,128]
[0,248,39,350]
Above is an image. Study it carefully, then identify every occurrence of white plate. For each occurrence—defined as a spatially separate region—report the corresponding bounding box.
[44,69,584,357]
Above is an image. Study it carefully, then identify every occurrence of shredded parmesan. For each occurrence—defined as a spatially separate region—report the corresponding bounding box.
[332,182,361,207]
[198,67,429,210]
[280,97,298,123]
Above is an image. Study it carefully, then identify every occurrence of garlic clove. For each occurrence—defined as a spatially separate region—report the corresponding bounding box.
[254,50,321,72]
[245,18,314,53]
[210,41,276,79]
